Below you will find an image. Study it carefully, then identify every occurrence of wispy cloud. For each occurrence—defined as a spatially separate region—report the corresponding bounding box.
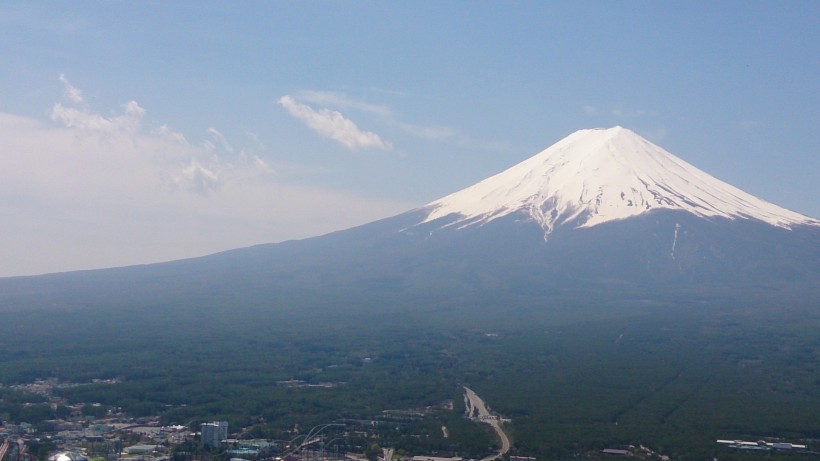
[208,127,235,153]
[278,95,392,151]
[59,73,85,104]
[289,90,467,144]
[154,124,188,143]
[296,90,392,117]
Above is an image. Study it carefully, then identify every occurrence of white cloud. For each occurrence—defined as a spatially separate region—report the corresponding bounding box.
[51,99,145,133]
[173,160,221,194]
[278,95,392,151]
[154,124,188,143]
[0,78,413,276]
[59,73,85,104]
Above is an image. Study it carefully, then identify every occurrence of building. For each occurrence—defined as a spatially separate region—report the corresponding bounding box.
[410,457,462,461]
[124,445,157,455]
[49,452,88,461]
[200,421,228,448]
[716,439,807,451]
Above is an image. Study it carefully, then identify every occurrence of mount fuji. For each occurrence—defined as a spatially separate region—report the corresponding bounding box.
[1,127,818,313]
[375,126,819,297]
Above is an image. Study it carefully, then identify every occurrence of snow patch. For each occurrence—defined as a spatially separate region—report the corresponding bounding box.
[671,223,680,260]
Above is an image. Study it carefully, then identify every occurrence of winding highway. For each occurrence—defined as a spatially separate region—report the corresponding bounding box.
[463,387,510,461]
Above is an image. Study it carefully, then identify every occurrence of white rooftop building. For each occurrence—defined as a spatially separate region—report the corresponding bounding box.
[200,421,228,448]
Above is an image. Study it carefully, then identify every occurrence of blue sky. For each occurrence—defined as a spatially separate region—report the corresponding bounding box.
[1,1,818,276]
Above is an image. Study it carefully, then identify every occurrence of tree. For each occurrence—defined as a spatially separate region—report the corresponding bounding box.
[365,443,382,461]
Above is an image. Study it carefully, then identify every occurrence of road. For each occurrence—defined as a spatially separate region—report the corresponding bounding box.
[463,386,510,461]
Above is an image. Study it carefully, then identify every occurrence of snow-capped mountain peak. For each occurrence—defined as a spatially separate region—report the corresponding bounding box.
[421,126,819,235]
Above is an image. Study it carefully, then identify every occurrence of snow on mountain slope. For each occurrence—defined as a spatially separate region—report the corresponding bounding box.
[421,126,819,236]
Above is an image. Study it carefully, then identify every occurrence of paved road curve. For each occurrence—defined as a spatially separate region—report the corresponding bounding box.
[463,386,510,461]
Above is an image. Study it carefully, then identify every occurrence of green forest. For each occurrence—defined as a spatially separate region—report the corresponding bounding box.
[1,295,818,460]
